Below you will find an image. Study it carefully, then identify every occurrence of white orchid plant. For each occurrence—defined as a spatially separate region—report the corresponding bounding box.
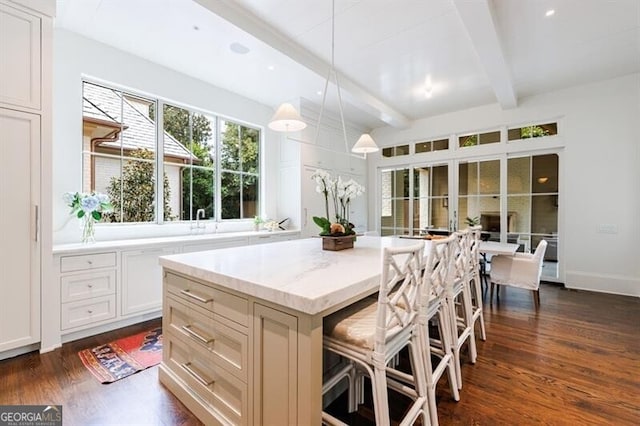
[311,169,365,236]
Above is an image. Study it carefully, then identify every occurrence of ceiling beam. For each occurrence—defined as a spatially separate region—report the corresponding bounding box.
[453,0,517,109]
[194,0,411,128]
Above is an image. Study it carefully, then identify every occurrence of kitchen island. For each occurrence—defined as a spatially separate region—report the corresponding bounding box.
[158,236,425,425]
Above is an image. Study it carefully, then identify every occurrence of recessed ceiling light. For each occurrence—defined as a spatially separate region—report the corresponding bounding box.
[230,42,250,55]
[317,90,323,95]
[545,9,555,17]
[267,65,275,71]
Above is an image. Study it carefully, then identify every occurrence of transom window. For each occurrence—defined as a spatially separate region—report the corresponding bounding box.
[82,81,261,223]
[415,138,448,154]
[508,122,558,141]
[458,130,501,148]
[382,144,410,157]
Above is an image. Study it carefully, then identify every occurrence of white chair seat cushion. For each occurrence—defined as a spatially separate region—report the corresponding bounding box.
[324,298,402,350]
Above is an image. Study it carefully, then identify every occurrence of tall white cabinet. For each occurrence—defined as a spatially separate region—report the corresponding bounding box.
[0,0,53,355]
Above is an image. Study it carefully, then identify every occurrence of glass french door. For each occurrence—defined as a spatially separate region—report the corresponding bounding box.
[380,164,449,236]
[452,154,559,280]
[506,154,559,280]
[380,153,560,280]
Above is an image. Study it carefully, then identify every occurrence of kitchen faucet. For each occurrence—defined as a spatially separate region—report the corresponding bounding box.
[192,208,206,232]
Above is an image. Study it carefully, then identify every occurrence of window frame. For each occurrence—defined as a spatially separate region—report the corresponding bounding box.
[81,77,263,225]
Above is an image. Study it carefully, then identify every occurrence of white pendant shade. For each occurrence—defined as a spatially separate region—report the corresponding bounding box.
[352,133,379,153]
[268,103,307,132]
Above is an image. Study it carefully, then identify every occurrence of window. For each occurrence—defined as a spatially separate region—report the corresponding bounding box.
[507,154,559,270]
[380,168,410,236]
[220,120,260,219]
[458,130,500,148]
[413,165,448,231]
[162,104,215,221]
[382,144,410,157]
[415,138,448,153]
[458,159,501,231]
[82,81,261,224]
[82,82,161,223]
[508,122,558,141]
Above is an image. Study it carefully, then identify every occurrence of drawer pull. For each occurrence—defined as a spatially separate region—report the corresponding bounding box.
[181,362,213,386]
[181,325,213,344]
[180,289,212,304]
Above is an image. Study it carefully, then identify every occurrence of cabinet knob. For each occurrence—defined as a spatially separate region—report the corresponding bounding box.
[87,284,93,288]
[87,310,93,314]
[87,260,93,265]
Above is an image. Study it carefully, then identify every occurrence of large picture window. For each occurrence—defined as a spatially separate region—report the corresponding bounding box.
[82,81,261,224]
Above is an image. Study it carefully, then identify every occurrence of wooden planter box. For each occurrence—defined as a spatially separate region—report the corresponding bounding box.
[322,235,355,251]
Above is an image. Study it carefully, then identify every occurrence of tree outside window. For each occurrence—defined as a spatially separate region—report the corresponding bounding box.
[220,121,260,219]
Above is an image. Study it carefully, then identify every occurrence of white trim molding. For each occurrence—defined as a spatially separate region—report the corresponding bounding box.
[565,271,640,298]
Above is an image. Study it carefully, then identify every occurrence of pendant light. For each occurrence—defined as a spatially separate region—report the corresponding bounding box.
[314,0,379,155]
[352,133,379,153]
[268,102,307,132]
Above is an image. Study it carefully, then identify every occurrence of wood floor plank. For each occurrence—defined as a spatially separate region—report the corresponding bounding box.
[0,283,638,425]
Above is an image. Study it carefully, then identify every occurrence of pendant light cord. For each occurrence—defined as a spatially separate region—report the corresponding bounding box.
[313,0,351,155]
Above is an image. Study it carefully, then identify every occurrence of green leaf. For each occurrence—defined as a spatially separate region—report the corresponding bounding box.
[92,211,101,220]
[312,216,331,233]
[77,210,85,219]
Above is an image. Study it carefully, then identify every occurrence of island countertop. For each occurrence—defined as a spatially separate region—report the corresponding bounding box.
[159,236,426,315]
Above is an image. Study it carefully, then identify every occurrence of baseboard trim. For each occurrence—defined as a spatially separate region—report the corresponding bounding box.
[0,343,40,361]
[60,311,162,345]
[565,271,639,297]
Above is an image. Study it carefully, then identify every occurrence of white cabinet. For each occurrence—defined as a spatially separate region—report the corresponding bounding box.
[0,0,52,358]
[162,271,251,425]
[0,109,40,352]
[0,1,41,110]
[121,247,179,317]
[182,237,248,253]
[249,232,299,245]
[58,252,117,331]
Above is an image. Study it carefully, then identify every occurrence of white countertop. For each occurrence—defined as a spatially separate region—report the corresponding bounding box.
[159,236,429,315]
[52,229,299,255]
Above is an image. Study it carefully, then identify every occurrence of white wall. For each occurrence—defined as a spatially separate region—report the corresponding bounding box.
[368,73,640,297]
[53,29,281,243]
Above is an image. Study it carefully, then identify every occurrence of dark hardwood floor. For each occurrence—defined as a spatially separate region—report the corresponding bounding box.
[1,283,638,425]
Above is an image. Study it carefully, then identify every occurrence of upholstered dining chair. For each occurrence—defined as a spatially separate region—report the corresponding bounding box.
[489,239,548,309]
[322,242,429,425]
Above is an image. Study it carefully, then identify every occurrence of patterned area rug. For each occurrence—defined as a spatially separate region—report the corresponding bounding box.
[78,327,162,384]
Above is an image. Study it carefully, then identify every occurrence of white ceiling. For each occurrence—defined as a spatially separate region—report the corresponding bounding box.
[55,0,640,130]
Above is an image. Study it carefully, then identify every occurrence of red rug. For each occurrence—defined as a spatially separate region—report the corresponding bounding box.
[78,327,163,383]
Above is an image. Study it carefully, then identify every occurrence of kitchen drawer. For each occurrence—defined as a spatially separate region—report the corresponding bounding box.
[61,295,116,330]
[60,252,117,273]
[166,295,248,382]
[61,270,116,303]
[165,331,248,426]
[166,272,248,327]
